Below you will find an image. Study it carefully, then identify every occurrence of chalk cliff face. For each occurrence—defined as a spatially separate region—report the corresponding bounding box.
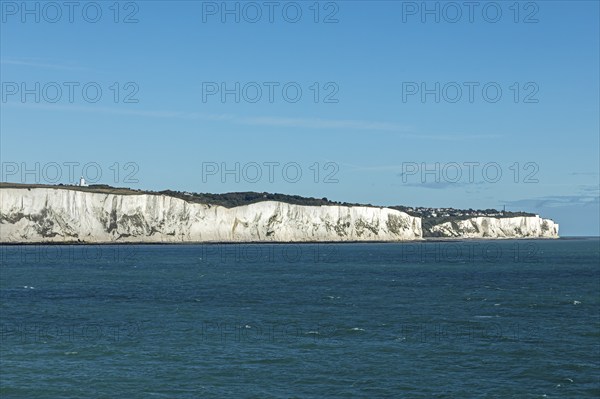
[0,188,421,243]
[425,216,559,238]
[0,188,559,243]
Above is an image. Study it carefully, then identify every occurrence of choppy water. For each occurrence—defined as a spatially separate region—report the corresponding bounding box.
[1,238,599,398]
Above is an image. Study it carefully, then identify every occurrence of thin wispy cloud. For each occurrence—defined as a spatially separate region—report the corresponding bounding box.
[502,184,599,209]
[2,102,500,140]
[239,116,410,132]
[503,194,600,209]
[3,102,233,120]
[1,58,87,71]
[240,116,499,140]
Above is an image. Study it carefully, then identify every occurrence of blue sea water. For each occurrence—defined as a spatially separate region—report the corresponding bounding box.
[1,238,599,398]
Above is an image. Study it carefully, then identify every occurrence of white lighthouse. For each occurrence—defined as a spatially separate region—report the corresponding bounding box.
[79,176,88,187]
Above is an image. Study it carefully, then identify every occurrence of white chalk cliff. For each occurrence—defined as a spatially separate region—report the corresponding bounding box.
[426,216,559,238]
[0,188,421,243]
[0,188,558,243]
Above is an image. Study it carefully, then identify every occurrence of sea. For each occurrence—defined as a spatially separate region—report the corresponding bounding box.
[1,238,598,398]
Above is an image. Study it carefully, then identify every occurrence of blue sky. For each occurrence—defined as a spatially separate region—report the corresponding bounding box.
[1,0,599,235]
